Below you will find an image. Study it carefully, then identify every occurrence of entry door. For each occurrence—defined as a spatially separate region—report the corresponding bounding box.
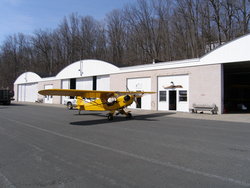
[169,90,176,110]
[44,84,53,104]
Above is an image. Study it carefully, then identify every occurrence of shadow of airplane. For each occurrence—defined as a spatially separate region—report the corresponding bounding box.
[70,112,175,126]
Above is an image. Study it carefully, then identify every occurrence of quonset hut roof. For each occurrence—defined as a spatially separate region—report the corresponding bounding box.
[56,59,120,80]
[14,60,119,84]
[200,33,250,64]
[14,72,42,84]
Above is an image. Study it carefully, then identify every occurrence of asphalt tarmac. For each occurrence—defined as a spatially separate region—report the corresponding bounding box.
[0,103,250,188]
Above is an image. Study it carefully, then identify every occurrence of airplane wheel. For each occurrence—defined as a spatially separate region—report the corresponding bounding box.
[126,112,132,119]
[107,114,114,120]
[67,102,73,110]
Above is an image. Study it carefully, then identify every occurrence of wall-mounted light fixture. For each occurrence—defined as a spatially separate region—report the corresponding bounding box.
[163,81,183,89]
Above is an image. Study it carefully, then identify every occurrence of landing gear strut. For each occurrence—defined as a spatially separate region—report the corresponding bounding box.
[126,112,132,119]
[119,109,132,119]
[107,109,132,120]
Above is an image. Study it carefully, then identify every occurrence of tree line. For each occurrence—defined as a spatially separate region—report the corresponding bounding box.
[0,0,249,89]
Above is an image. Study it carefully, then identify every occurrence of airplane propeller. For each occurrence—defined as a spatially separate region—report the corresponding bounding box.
[123,94,140,106]
[125,85,143,106]
[133,94,142,107]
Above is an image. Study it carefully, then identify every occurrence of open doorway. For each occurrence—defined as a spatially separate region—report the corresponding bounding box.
[136,97,141,108]
[224,62,250,113]
[70,78,76,99]
[169,90,176,110]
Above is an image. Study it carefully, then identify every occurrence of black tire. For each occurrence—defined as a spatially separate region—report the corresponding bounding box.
[126,112,132,119]
[67,102,73,110]
[107,114,114,120]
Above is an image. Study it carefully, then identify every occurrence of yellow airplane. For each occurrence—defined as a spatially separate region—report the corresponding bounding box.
[38,89,155,120]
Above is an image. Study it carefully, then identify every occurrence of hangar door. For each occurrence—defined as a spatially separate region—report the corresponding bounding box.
[76,76,110,91]
[44,84,53,104]
[224,62,250,113]
[76,77,93,90]
[61,79,70,104]
[127,77,151,110]
[97,75,110,91]
[18,83,38,102]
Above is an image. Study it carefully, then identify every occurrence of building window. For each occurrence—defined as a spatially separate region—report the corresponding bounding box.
[179,90,187,101]
[159,91,167,101]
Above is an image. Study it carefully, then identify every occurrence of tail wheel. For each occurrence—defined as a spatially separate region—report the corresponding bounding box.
[107,113,114,120]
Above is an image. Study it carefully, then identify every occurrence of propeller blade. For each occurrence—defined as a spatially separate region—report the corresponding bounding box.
[134,95,139,106]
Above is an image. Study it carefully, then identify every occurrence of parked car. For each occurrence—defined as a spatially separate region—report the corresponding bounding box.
[63,97,77,110]
[63,97,95,110]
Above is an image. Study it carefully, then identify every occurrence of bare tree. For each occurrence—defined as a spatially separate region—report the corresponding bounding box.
[1,0,250,89]
[106,9,126,65]
[124,0,160,63]
[153,0,173,61]
[234,0,250,35]
[32,30,55,76]
[209,0,224,44]
[0,34,32,88]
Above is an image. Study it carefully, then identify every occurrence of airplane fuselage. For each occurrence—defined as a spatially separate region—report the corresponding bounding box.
[76,95,135,112]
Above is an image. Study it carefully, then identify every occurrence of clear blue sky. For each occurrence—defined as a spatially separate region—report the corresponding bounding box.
[0,0,135,44]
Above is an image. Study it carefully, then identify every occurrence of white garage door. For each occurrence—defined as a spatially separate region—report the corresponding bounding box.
[61,79,70,104]
[18,84,25,102]
[127,77,151,110]
[97,75,110,91]
[158,75,189,112]
[44,84,53,104]
[76,77,92,90]
[18,83,38,102]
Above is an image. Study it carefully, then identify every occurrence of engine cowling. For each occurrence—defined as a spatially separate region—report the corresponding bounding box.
[123,95,131,102]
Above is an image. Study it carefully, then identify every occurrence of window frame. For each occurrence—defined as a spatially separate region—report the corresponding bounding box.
[159,90,167,102]
[179,90,187,102]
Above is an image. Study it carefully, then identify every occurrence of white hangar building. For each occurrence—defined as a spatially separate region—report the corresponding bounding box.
[14,60,119,104]
[14,34,250,114]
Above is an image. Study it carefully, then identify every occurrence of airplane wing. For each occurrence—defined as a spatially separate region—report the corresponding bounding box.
[38,89,155,99]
